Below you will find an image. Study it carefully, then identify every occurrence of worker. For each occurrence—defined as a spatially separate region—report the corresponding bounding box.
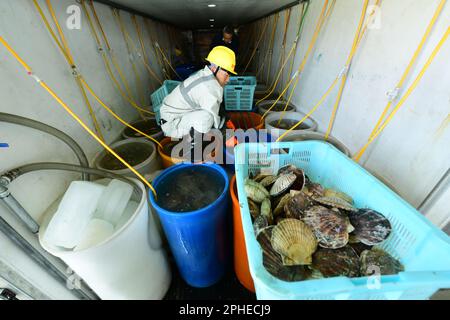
[159,46,237,160]
[210,26,239,56]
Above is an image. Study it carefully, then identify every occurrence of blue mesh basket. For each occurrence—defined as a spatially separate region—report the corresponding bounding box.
[224,76,257,111]
[150,80,181,123]
[235,141,450,300]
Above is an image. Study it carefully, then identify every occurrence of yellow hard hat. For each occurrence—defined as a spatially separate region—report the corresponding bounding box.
[206,46,237,75]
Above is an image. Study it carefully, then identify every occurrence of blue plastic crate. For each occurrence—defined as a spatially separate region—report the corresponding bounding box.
[235,141,450,300]
[150,80,181,123]
[225,76,257,111]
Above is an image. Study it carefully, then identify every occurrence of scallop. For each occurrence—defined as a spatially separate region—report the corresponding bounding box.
[360,248,404,276]
[284,192,314,220]
[257,227,309,281]
[270,173,297,197]
[303,205,354,249]
[245,178,269,203]
[271,219,317,266]
[312,246,360,278]
[348,209,392,246]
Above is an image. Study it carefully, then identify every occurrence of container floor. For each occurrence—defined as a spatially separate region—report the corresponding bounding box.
[163,255,256,300]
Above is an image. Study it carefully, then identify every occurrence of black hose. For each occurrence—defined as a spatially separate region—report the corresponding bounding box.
[0,113,90,181]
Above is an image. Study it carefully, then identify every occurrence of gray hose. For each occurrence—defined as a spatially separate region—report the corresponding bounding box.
[0,113,89,181]
[0,215,95,300]
[1,162,142,198]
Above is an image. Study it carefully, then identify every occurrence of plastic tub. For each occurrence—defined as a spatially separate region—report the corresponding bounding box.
[227,112,264,131]
[158,137,216,168]
[149,163,231,287]
[265,111,318,140]
[280,131,351,157]
[230,175,255,292]
[235,142,450,300]
[257,100,296,116]
[93,138,161,177]
[39,178,171,300]
[121,117,163,141]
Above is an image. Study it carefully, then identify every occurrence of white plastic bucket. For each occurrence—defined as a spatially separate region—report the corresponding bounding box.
[121,117,164,141]
[38,179,171,300]
[93,138,161,177]
[257,100,296,116]
[265,111,318,139]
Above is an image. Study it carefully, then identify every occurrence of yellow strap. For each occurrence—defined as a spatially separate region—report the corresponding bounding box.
[266,13,281,85]
[353,26,450,161]
[278,0,370,134]
[243,18,270,74]
[0,35,157,197]
[258,0,334,113]
[279,8,293,89]
[113,9,163,85]
[368,0,447,140]
[276,77,341,142]
[79,77,163,149]
[144,19,169,80]
[88,0,111,51]
[39,0,105,141]
[85,2,149,114]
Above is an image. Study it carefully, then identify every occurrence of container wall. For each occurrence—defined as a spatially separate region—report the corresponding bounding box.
[245,0,450,225]
[0,0,181,299]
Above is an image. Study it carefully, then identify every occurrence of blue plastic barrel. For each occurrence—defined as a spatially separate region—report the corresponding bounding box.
[149,163,230,288]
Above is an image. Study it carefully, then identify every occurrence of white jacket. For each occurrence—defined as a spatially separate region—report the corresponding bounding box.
[160,66,223,138]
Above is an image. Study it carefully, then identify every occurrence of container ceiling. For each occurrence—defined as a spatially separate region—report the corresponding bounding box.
[97,0,299,29]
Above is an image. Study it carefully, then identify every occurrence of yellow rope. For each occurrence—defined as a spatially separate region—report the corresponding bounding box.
[83,1,152,117]
[145,19,169,80]
[0,36,157,197]
[367,0,447,140]
[256,14,278,80]
[38,0,105,141]
[243,18,270,74]
[353,26,450,161]
[256,2,309,105]
[257,0,333,117]
[265,13,280,85]
[277,0,374,137]
[276,77,341,142]
[325,0,371,139]
[79,78,163,149]
[279,8,293,90]
[88,1,144,109]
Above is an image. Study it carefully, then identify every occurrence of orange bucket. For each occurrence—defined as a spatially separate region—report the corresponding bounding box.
[158,137,217,168]
[226,112,265,148]
[230,175,255,292]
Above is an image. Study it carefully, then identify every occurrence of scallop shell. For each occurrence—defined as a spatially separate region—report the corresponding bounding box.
[261,198,273,224]
[253,214,269,236]
[257,227,309,281]
[303,205,354,249]
[349,242,373,256]
[348,209,392,246]
[260,175,278,188]
[273,193,292,217]
[284,192,314,220]
[277,165,306,191]
[312,246,360,278]
[271,219,317,266]
[248,198,260,219]
[270,173,297,197]
[324,189,354,205]
[312,196,357,212]
[303,182,325,198]
[360,248,404,276]
[245,178,269,203]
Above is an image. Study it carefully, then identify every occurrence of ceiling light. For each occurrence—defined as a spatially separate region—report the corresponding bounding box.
[209,19,215,22]
[208,4,216,8]
[210,25,214,27]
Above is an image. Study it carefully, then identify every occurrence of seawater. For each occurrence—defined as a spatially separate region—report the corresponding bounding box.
[156,166,225,213]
